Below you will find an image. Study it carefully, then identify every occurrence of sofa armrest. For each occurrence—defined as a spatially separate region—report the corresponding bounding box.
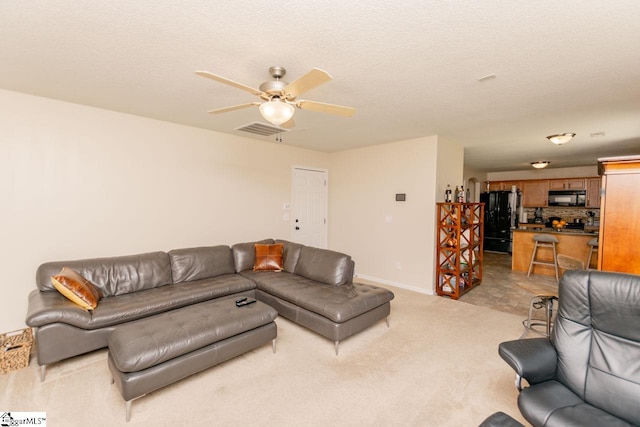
[499,338,557,387]
[26,289,92,327]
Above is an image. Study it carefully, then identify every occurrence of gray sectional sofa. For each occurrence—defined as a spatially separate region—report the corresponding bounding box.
[26,239,395,380]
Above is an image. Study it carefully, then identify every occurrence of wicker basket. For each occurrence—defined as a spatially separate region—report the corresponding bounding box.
[0,328,33,374]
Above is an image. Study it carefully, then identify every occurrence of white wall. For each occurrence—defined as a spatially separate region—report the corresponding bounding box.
[0,89,329,332]
[330,136,462,294]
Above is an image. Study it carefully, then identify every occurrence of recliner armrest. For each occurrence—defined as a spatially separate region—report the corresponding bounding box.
[499,338,557,386]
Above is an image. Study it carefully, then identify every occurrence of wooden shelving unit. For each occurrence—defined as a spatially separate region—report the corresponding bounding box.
[436,202,484,299]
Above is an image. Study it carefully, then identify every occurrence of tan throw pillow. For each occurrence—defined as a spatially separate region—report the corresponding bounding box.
[51,267,102,310]
[253,244,284,271]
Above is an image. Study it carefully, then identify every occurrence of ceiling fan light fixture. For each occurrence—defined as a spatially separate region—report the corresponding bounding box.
[547,133,575,145]
[531,161,550,169]
[259,98,295,126]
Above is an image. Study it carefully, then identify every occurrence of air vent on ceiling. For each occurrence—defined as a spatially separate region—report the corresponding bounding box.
[235,121,289,137]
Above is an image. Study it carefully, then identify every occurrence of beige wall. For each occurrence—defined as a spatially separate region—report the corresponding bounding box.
[0,89,329,332]
[488,165,598,181]
[463,166,488,203]
[330,136,462,294]
[436,136,465,203]
[1,88,462,333]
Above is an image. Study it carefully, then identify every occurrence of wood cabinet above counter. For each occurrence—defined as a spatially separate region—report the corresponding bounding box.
[484,176,601,208]
[586,177,601,208]
[522,180,549,207]
[549,178,586,190]
[488,180,521,191]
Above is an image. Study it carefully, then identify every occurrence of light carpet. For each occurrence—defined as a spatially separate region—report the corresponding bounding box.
[0,286,528,426]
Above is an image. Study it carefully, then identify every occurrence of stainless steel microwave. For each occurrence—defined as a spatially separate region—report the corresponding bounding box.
[548,190,586,206]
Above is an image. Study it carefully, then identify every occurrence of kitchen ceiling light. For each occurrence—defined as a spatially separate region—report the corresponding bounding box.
[547,133,576,145]
[259,98,295,126]
[531,161,550,169]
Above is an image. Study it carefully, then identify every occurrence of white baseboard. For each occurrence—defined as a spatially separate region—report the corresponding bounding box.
[354,273,434,295]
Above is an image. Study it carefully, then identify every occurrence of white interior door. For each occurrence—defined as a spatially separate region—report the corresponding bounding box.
[291,167,328,248]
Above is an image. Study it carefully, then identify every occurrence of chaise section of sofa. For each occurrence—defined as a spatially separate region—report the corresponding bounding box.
[238,241,395,354]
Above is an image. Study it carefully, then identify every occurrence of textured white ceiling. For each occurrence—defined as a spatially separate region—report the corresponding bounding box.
[1,1,639,172]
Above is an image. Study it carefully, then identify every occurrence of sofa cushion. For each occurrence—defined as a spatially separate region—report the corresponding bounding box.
[242,270,394,323]
[275,239,304,273]
[168,246,235,283]
[26,274,256,329]
[232,239,275,272]
[36,252,172,297]
[254,244,284,271]
[294,246,352,286]
[51,267,102,310]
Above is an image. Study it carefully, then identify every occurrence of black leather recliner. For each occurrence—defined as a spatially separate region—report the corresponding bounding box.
[498,269,640,427]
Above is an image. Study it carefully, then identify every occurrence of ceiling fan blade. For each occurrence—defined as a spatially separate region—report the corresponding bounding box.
[207,102,260,114]
[283,68,332,98]
[195,71,264,96]
[297,100,356,117]
[280,118,296,129]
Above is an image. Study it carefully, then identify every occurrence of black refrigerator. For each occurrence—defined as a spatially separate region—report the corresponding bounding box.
[480,191,517,253]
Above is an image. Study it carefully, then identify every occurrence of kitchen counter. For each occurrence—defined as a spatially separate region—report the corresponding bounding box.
[512,228,598,275]
[515,227,596,236]
[517,223,545,229]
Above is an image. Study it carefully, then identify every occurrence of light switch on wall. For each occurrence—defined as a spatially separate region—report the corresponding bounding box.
[283,202,290,210]
[282,213,290,221]
[385,215,393,223]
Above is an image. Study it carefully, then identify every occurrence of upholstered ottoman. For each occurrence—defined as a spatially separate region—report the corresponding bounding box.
[108,298,277,421]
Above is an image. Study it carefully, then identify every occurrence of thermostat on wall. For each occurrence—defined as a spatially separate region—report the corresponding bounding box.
[395,193,406,202]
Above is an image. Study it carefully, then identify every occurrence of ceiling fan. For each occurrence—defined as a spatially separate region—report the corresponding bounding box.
[195,66,355,128]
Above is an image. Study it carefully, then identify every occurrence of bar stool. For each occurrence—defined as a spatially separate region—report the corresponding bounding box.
[586,238,599,269]
[527,234,560,283]
[521,252,583,338]
[522,295,558,338]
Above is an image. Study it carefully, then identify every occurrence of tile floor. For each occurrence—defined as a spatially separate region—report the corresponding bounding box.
[459,251,558,318]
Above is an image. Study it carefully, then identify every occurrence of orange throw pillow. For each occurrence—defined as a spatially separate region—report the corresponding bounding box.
[253,244,284,271]
[51,267,102,310]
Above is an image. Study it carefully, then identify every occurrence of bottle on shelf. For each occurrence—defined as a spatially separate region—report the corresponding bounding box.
[458,185,465,202]
[454,186,460,202]
[445,184,452,202]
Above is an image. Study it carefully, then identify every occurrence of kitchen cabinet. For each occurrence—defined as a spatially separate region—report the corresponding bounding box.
[488,180,521,192]
[522,180,548,207]
[435,203,484,299]
[598,156,640,274]
[586,177,601,208]
[549,178,586,190]
[488,181,502,191]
